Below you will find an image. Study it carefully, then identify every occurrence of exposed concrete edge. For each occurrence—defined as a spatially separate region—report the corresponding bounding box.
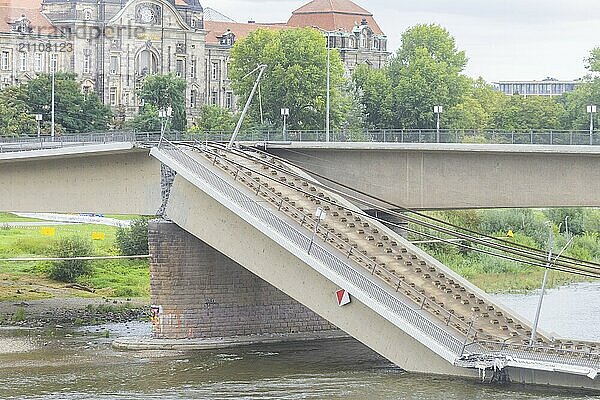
[112,330,349,351]
[0,142,139,162]
[254,141,600,155]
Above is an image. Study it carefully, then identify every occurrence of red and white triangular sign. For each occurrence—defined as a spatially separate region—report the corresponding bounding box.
[336,289,351,306]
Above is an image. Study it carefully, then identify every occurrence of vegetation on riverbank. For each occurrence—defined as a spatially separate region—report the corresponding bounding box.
[0,220,149,301]
[409,208,600,293]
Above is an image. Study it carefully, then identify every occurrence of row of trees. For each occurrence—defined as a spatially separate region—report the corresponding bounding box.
[352,24,600,131]
[1,24,598,135]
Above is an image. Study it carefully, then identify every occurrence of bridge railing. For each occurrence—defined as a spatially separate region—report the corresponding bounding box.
[463,340,600,370]
[1,129,599,153]
[156,139,468,358]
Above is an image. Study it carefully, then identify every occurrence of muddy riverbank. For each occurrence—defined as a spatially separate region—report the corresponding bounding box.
[0,297,149,327]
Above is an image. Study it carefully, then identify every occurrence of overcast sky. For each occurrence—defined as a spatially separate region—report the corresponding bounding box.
[202,0,600,82]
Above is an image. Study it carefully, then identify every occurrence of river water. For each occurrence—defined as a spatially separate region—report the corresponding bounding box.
[1,282,599,399]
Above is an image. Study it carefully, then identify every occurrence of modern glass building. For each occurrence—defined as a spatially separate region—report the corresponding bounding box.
[494,78,580,96]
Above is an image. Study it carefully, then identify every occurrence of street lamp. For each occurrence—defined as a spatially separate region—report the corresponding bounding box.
[35,114,43,138]
[326,33,331,143]
[587,105,597,145]
[158,106,173,146]
[281,108,290,141]
[434,105,443,143]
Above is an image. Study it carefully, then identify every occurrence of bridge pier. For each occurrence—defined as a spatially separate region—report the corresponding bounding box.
[148,220,339,340]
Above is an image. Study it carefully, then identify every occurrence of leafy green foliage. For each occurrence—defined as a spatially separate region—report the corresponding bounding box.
[191,105,237,133]
[491,95,565,130]
[116,218,149,257]
[130,104,161,132]
[0,73,110,134]
[585,47,600,72]
[49,236,93,283]
[229,27,346,131]
[352,65,392,129]
[138,74,187,131]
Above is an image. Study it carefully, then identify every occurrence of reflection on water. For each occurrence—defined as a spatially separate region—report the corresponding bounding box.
[1,282,599,399]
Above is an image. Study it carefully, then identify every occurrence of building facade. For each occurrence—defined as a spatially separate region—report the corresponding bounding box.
[494,78,580,97]
[0,0,389,123]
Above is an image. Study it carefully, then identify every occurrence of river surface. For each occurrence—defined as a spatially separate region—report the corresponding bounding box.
[1,282,599,400]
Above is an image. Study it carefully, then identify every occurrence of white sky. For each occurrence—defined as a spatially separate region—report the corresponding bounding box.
[201,0,600,82]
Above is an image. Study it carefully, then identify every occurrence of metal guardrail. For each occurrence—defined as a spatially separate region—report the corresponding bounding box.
[464,341,600,370]
[157,140,467,356]
[1,129,599,153]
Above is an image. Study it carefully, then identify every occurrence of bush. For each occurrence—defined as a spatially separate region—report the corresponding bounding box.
[49,236,93,283]
[116,218,149,256]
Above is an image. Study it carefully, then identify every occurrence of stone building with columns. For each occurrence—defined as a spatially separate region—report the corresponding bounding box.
[0,0,389,123]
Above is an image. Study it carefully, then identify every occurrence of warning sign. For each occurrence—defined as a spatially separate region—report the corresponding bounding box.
[40,227,55,237]
[336,289,351,306]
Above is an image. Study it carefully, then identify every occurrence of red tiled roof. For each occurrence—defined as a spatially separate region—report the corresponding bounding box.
[0,0,54,34]
[204,21,283,45]
[292,0,371,15]
[288,0,383,35]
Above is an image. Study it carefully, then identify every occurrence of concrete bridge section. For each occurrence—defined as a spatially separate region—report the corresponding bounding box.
[0,143,163,215]
[151,142,600,390]
[3,142,600,390]
[263,142,600,210]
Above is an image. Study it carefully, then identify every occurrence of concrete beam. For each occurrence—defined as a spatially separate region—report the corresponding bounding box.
[0,144,162,215]
[264,143,600,210]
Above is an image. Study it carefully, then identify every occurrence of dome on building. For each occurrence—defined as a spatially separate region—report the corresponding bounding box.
[288,0,384,35]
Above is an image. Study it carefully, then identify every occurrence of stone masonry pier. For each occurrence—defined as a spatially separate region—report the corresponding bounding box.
[149,220,338,340]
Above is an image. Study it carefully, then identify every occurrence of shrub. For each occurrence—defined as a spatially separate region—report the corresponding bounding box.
[49,236,93,283]
[116,218,149,256]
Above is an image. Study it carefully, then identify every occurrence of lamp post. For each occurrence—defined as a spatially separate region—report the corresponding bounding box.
[158,106,173,146]
[587,105,597,145]
[434,105,443,143]
[35,114,43,138]
[50,58,56,142]
[326,34,331,143]
[281,108,290,141]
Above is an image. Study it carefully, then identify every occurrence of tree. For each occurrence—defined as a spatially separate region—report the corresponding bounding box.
[387,24,471,128]
[138,74,187,131]
[116,218,149,257]
[129,104,161,132]
[492,95,565,131]
[1,74,110,134]
[229,27,346,131]
[445,78,507,131]
[193,105,237,133]
[19,73,110,133]
[49,236,93,283]
[352,65,393,129]
[0,86,36,136]
[585,47,600,73]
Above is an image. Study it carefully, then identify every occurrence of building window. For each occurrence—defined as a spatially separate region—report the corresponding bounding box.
[225,92,233,110]
[83,54,90,74]
[361,34,368,49]
[226,63,231,79]
[110,55,119,75]
[1,51,9,71]
[34,53,43,72]
[109,87,118,106]
[83,9,92,21]
[50,53,57,72]
[176,59,184,77]
[211,90,218,105]
[190,59,196,78]
[19,52,27,72]
[137,49,158,76]
[349,37,356,48]
[190,89,197,108]
[328,36,336,48]
[211,62,219,81]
